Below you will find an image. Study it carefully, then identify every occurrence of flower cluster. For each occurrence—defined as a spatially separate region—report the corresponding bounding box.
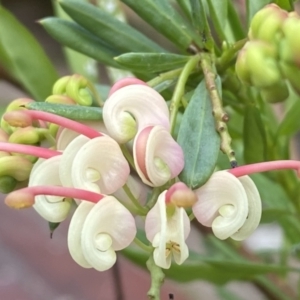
[236,4,300,103]
[2,77,263,271]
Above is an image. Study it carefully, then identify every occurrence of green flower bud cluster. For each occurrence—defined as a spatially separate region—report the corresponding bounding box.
[52,74,96,106]
[0,74,99,191]
[236,4,300,103]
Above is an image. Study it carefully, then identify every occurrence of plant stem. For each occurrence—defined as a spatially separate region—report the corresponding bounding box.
[134,237,153,252]
[217,38,248,72]
[147,68,183,88]
[200,52,236,165]
[147,255,165,300]
[123,183,148,215]
[169,55,201,134]
[120,144,136,170]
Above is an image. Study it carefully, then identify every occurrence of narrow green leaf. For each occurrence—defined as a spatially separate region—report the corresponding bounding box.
[246,0,270,26]
[216,287,243,300]
[27,102,103,120]
[40,18,121,68]
[115,53,190,73]
[0,6,58,100]
[227,0,246,40]
[178,79,221,189]
[122,0,203,50]
[261,208,294,223]
[274,0,293,10]
[278,100,300,136]
[52,0,99,82]
[175,0,192,21]
[60,0,164,53]
[189,0,213,50]
[122,247,297,284]
[243,105,267,164]
[207,0,228,41]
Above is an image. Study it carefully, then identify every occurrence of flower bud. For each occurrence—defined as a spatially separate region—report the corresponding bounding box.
[0,175,17,194]
[236,41,281,88]
[52,75,71,95]
[5,189,35,209]
[0,156,33,181]
[3,110,32,128]
[280,16,300,65]
[9,126,40,144]
[249,4,288,43]
[45,95,76,105]
[260,80,289,103]
[66,74,93,106]
[0,129,10,158]
[1,98,34,134]
[166,182,197,208]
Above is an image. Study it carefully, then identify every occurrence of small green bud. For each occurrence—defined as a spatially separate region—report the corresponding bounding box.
[260,81,289,103]
[0,156,33,181]
[0,175,17,194]
[45,95,76,105]
[280,16,300,65]
[249,4,288,43]
[236,41,281,88]
[66,74,93,106]
[9,126,40,144]
[52,76,71,95]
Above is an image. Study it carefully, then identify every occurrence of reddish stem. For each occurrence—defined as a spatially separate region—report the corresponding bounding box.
[0,142,60,159]
[26,111,101,139]
[25,186,104,203]
[228,160,300,177]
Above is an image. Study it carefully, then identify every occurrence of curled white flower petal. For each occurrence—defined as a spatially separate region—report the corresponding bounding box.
[193,171,249,240]
[145,191,190,269]
[103,85,170,143]
[29,156,71,222]
[72,135,130,194]
[56,121,108,150]
[59,135,90,188]
[68,201,94,268]
[81,196,136,271]
[231,175,262,241]
[133,125,184,187]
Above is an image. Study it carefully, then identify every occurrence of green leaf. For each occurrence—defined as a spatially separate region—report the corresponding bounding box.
[261,208,295,223]
[243,105,267,164]
[115,53,190,73]
[60,0,164,53]
[207,0,228,41]
[40,18,121,68]
[122,248,298,284]
[52,0,99,83]
[277,100,300,136]
[246,0,270,26]
[121,0,204,50]
[26,102,103,120]
[0,6,58,100]
[274,0,294,10]
[178,79,221,189]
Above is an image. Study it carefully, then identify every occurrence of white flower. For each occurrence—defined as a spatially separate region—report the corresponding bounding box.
[68,196,137,271]
[192,171,262,241]
[145,191,190,269]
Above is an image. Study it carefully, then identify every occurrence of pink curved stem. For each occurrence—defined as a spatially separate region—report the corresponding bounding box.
[26,111,102,139]
[228,160,300,177]
[24,186,104,203]
[0,142,60,159]
[108,78,148,96]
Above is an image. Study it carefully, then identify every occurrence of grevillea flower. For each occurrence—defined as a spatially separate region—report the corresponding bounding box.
[103,84,170,143]
[145,188,190,269]
[29,156,72,222]
[192,171,262,241]
[133,125,184,187]
[68,196,136,271]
